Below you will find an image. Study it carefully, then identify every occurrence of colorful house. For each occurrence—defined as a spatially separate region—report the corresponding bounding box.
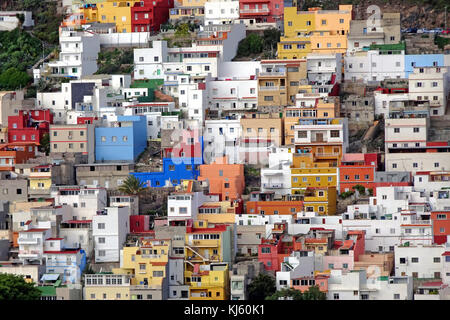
[198,156,245,202]
[95,115,147,162]
[302,187,337,215]
[0,142,38,171]
[277,5,354,59]
[8,110,53,145]
[246,191,303,215]
[339,153,378,193]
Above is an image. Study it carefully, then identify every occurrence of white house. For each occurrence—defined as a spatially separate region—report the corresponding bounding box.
[203,118,241,164]
[43,238,86,284]
[328,269,413,300]
[41,29,100,79]
[167,191,210,223]
[306,53,342,84]
[52,186,108,221]
[408,66,449,116]
[394,244,446,279]
[344,49,405,83]
[260,147,293,198]
[17,222,52,265]
[0,11,34,31]
[204,0,240,26]
[92,207,130,263]
[373,89,409,118]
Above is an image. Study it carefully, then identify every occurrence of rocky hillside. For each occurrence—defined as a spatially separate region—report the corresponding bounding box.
[300,0,449,29]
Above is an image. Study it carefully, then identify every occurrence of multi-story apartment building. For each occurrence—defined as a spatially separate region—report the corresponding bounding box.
[38,29,100,80]
[408,66,449,116]
[277,5,353,59]
[394,244,446,279]
[203,118,241,164]
[257,59,307,107]
[50,123,95,163]
[92,206,130,263]
[130,0,175,33]
[260,146,293,198]
[8,110,53,146]
[344,43,406,83]
[17,222,52,265]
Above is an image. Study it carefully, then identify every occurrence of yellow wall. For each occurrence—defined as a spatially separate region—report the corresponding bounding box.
[84,286,130,300]
[185,267,229,300]
[291,167,338,189]
[29,178,51,190]
[278,5,353,59]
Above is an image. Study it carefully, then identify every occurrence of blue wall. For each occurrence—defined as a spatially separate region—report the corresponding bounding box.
[132,157,203,188]
[95,115,147,162]
[405,54,444,78]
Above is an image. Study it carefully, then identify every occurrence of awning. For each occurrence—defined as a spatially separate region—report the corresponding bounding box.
[41,273,60,282]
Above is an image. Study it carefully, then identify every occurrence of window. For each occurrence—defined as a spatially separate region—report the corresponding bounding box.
[330,130,340,137]
[399,258,406,264]
[99,237,105,244]
[264,96,273,101]
[333,293,339,300]
[434,257,440,263]
[97,223,105,229]
[411,257,419,263]
[394,128,400,133]
[434,162,440,168]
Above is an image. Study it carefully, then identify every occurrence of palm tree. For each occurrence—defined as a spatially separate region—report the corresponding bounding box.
[118,175,146,195]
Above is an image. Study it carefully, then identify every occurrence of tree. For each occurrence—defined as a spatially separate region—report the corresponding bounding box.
[175,23,190,37]
[0,67,31,90]
[247,273,276,300]
[39,132,50,155]
[266,288,303,300]
[118,175,147,195]
[302,285,327,300]
[237,33,264,57]
[0,273,41,300]
[263,28,281,51]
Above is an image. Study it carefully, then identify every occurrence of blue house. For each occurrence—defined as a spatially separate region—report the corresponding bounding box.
[95,115,147,162]
[131,136,204,187]
[404,54,444,78]
[132,157,203,187]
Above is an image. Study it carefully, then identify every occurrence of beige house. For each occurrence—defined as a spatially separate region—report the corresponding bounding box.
[50,124,95,163]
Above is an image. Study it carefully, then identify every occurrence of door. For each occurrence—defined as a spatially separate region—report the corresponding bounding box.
[316,133,323,142]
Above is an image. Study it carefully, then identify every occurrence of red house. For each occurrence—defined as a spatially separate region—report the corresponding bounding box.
[339,153,378,193]
[8,110,53,145]
[239,0,285,24]
[431,211,450,244]
[0,142,38,171]
[131,0,174,33]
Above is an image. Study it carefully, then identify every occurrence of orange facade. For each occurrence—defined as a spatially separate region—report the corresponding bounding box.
[431,211,450,244]
[0,142,37,171]
[198,156,245,201]
[246,200,303,215]
[339,165,376,193]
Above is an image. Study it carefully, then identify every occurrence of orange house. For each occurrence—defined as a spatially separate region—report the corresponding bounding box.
[198,156,245,201]
[246,191,303,215]
[0,142,38,171]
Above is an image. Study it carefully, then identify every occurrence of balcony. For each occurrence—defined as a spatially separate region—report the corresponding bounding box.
[17,238,40,244]
[259,86,279,91]
[315,152,340,158]
[240,8,270,15]
[188,239,220,247]
[18,250,41,259]
[141,254,162,259]
[263,183,284,189]
[164,80,178,86]
[28,188,51,196]
[259,70,286,77]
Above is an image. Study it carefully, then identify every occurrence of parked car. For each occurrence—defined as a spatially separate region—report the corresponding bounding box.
[409,28,418,33]
[417,28,425,34]
[442,29,450,34]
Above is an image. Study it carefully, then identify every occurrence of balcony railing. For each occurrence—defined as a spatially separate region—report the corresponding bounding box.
[259,86,279,91]
[259,71,286,77]
[240,8,270,14]
[315,152,340,158]
[263,183,284,189]
[18,238,39,244]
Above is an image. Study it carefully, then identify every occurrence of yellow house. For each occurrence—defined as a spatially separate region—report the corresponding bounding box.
[84,274,132,300]
[186,263,229,300]
[81,0,139,33]
[112,239,170,287]
[278,5,353,59]
[28,165,52,194]
[169,0,206,23]
[184,221,232,300]
[300,187,337,215]
[291,167,338,190]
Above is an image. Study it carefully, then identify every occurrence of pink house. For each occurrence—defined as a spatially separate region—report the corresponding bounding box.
[323,230,365,271]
